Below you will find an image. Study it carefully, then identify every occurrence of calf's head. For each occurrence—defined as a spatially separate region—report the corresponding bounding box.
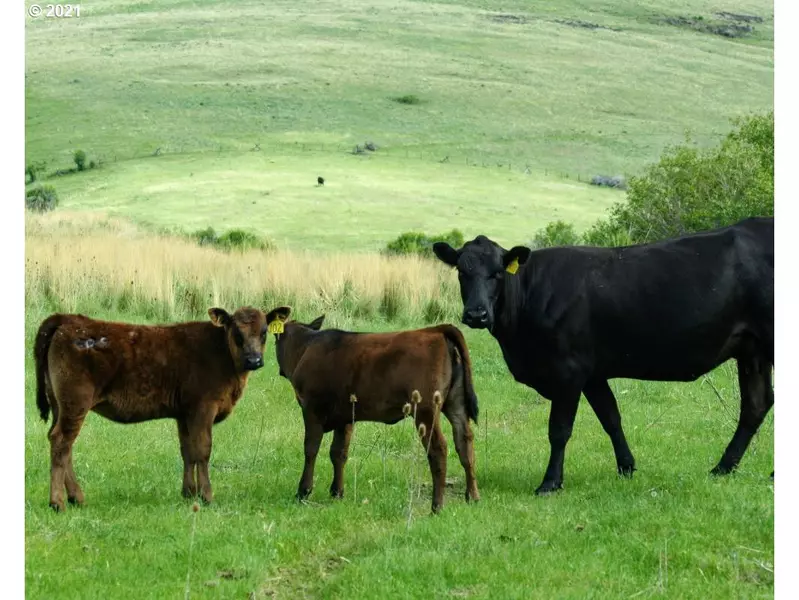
[273,314,326,379]
[208,306,291,371]
[433,236,530,330]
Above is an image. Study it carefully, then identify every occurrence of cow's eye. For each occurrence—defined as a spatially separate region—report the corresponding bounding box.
[232,328,244,346]
[260,328,267,341]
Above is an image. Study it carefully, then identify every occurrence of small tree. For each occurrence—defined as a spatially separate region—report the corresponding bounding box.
[26,160,47,184]
[73,150,87,171]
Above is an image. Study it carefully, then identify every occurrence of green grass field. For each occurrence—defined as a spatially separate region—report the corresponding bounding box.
[24,0,774,597]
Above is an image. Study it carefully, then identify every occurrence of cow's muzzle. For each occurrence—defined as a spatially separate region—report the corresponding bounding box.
[243,355,264,370]
[462,308,490,329]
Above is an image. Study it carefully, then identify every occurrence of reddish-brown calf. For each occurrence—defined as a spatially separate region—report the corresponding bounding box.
[273,313,480,513]
[33,305,291,512]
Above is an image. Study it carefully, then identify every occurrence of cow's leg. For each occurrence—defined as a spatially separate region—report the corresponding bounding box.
[177,419,198,499]
[297,412,324,501]
[442,402,480,503]
[711,356,774,475]
[64,453,84,506]
[49,404,89,512]
[418,414,448,513]
[536,393,580,495]
[329,424,353,499]
[583,379,636,477]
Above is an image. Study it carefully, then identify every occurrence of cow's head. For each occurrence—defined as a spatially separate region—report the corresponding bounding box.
[273,314,325,379]
[433,236,531,330]
[208,306,291,371]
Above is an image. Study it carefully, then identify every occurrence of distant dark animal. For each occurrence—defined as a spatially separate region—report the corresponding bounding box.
[317,176,325,186]
[272,313,480,513]
[433,217,774,494]
[34,306,291,512]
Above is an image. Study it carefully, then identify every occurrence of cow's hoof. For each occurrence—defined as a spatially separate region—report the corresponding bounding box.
[617,464,636,478]
[770,471,774,479]
[329,487,344,499]
[710,464,734,476]
[67,495,84,506]
[535,481,563,496]
[181,487,198,499]
[296,488,312,502]
[431,503,443,515]
[49,501,65,513]
[465,490,481,503]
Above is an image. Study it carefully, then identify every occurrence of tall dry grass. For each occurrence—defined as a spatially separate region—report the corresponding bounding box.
[25,212,461,326]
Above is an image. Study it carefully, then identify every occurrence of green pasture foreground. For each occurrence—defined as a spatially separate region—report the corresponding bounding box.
[24,312,774,599]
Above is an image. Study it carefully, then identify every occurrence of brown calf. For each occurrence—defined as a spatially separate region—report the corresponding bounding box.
[33,305,291,512]
[273,312,480,513]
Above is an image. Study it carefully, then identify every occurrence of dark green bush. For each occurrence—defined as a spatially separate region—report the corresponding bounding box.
[73,150,87,171]
[190,227,274,252]
[384,229,464,259]
[392,94,422,105]
[531,220,581,249]
[26,184,59,212]
[584,111,773,245]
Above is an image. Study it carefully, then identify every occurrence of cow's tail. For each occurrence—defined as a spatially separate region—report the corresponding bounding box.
[440,325,479,424]
[34,314,65,422]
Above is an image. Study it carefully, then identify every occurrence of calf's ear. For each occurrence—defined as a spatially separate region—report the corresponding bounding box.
[266,306,292,324]
[433,242,459,267]
[208,307,231,327]
[266,306,291,335]
[308,315,325,331]
[502,246,532,274]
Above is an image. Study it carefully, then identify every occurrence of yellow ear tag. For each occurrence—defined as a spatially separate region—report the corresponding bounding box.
[267,320,284,335]
[505,257,519,275]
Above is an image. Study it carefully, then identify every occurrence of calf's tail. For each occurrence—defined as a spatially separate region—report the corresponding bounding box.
[440,325,479,424]
[34,314,66,422]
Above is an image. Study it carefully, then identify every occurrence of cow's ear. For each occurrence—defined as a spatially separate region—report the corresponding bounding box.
[308,315,325,331]
[433,242,459,267]
[208,307,231,327]
[502,246,531,274]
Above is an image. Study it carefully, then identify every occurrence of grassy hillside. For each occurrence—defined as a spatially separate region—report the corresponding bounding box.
[25,0,773,248]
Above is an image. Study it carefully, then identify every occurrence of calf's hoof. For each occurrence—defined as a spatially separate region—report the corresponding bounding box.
[329,485,344,499]
[67,494,84,506]
[200,492,214,505]
[535,480,563,496]
[296,487,312,502]
[465,490,481,503]
[617,464,636,478]
[431,503,443,515]
[49,500,65,513]
[181,486,198,499]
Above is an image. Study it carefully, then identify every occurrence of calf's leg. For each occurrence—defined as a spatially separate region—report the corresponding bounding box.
[583,379,636,477]
[329,424,353,498]
[49,403,89,512]
[179,408,216,504]
[712,356,773,475]
[536,392,580,495]
[443,402,480,503]
[297,412,324,501]
[418,415,447,513]
[177,419,198,498]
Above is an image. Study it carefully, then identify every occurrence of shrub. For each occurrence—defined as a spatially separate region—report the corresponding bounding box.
[26,161,47,184]
[584,111,773,245]
[531,220,581,249]
[189,227,274,252]
[26,184,59,212]
[73,150,87,171]
[384,229,464,259]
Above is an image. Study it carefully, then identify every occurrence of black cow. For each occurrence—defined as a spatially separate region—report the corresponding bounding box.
[433,217,774,494]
